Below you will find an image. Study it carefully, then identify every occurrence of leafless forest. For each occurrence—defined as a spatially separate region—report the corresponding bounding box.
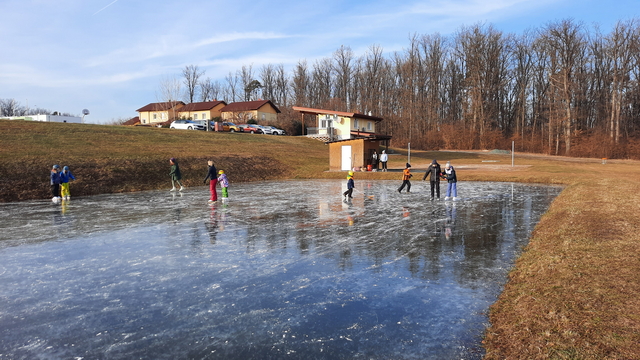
[208,19,640,158]
[5,19,640,158]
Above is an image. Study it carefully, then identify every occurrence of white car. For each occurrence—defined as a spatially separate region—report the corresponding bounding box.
[170,120,206,130]
[261,126,286,135]
[257,125,274,135]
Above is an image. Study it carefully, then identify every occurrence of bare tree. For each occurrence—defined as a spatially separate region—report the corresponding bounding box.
[0,98,24,116]
[310,58,333,108]
[292,60,310,106]
[182,65,204,103]
[224,71,240,102]
[156,76,183,121]
[199,77,222,102]
[333,45,354,110]
[540,19,586,154]
[274,64,289,107]
[239,65,255,101]
[606,19,636,143]
[260,64,276,102]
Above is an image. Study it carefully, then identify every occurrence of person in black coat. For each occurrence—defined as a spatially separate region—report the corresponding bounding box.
[203,160,218,202]
[422,159,442,200]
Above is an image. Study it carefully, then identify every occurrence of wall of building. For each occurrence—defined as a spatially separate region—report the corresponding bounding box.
[351,118,376,133]
[3,115,82,123]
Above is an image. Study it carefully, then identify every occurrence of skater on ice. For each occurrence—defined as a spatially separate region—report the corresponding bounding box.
[169,158,184,192]
[422,159,442,200]
[397,163,412,193]
[343,171,354,200]
[442,161,458,200]
[203,160,218,202]
[50,164,62,202]
[59,166,76,200]
[217,170,229,201]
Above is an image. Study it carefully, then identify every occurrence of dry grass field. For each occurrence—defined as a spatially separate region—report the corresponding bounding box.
[2,120,640,358]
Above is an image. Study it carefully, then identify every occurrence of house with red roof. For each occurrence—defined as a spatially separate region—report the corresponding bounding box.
[220,100,281,123]
[177,100,227,121]
[136,101,185,125]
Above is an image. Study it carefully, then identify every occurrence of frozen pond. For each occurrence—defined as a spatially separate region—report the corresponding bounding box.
[0,180,561,359]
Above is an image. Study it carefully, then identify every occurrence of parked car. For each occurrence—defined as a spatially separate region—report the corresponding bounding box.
[237,124,263,134]
[257,125,274,135]
[170,120,206,130]
[263,126,286,135]
[222,122,243,132]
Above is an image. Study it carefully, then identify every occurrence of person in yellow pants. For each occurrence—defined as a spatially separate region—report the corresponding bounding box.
[59,166,76,200]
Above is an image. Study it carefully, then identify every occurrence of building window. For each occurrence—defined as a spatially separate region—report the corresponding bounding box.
[202,113,206,120]
[367,121,372,131]
[354,119,359,129]
[194,114,198,120]
[153,113,157,120]
[161,113,166,119]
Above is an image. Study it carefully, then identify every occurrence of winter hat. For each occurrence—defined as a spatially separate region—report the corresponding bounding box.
[432,159,438,164]
[406,163,411,168]
[348,171,354,176]
[218,170,224,174]
[445,162,451,169]
[63,166,69,171]
[52,164,60,170]
[170,157,176,163]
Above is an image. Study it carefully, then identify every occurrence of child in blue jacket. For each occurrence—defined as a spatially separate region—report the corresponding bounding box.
[50,165,61,201]
[59,166,76,200]
[343,171,354,199]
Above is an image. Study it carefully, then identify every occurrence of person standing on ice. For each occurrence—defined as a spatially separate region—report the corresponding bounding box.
[442,161,458,200]
[169,158,184,192]
[397,163,412,193]
[59,166,76,200]
[379,150,388,171]
[217,170,229,201]
[203,160,218,203]
[422,159,442,201]
[343,171,355,200]
[50,164,62,202]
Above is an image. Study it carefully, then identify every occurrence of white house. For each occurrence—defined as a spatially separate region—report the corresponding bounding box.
[291,106,384,141]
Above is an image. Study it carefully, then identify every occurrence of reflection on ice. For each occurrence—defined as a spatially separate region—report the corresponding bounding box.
[0,180,561,359]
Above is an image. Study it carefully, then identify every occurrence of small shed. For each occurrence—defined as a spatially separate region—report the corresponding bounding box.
[328,135,391,171]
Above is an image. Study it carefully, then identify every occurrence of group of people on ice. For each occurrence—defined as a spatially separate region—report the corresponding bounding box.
[167,157,230,203]
[344,159,458,201]
[50,164,75,202]
[50,156,456,204]
[417,159,458,200]
[49,158,230,204]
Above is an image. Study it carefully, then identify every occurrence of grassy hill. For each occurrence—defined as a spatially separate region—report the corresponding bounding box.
[0,120,334,202]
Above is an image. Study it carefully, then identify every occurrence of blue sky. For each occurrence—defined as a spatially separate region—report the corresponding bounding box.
[1,0,638,123]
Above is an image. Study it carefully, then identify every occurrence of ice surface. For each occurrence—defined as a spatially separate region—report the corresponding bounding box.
[0,180,561,359]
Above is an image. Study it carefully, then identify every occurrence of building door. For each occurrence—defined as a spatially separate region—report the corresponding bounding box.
[341,146,352,171]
